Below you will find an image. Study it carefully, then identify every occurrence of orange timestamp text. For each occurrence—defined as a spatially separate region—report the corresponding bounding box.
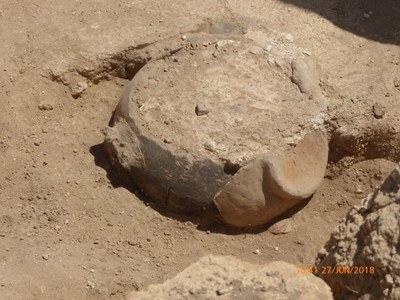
[297,265,375,275]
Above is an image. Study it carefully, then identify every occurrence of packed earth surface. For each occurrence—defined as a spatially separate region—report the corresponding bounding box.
[1,0,400,299]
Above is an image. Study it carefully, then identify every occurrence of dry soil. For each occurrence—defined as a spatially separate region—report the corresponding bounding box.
[0,0,399,299]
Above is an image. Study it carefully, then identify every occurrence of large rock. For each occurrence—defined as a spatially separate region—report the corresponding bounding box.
[127,255,333,300]
[103,22,329,224]
[316,164,400,299]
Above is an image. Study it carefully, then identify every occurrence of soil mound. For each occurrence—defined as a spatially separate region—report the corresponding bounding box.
[316,164,400,299]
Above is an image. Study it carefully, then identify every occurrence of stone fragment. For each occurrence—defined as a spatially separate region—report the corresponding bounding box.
[127,255,333,299]
[291,57,321,99]
[394,78,400,90]
[268,217,294,234]
[163,138,172,144]
[38,103,53,111]
[316,165,400,299]
[372,102,385,119]
[195,102,209,116]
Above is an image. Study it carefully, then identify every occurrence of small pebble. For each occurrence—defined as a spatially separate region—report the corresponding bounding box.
[195,102,209,116]
[203,140,217,152]
[253,249,261,255]
[189,288,196,295]
[268,218,294,235]
[284,33,293,42]
[42,254,50,260]
[38,103,53,111]
[386,274,394,285]
[372,103,385,119]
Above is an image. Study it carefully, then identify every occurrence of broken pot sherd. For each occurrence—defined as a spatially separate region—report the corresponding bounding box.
[213,131,328,228]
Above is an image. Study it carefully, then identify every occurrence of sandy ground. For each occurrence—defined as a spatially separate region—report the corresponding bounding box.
[0,0,399,299]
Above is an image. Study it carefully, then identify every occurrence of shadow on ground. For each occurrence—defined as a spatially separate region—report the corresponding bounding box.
[89,142,311,235]
[280,0,400,45]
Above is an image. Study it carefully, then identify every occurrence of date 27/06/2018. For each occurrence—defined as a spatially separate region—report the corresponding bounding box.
[297,265,375,275]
